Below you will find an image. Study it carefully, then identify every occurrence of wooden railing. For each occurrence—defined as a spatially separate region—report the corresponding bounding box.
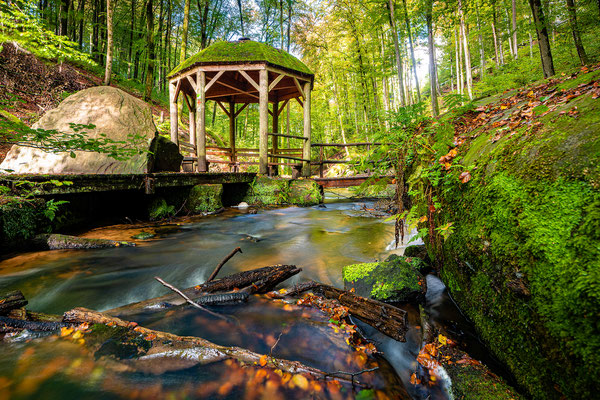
[311,143,384,178]
[181,138,384,178]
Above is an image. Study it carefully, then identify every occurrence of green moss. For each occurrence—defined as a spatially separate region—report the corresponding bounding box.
[430,89,600,398]
[288,180,323,206]
[186,184,223,213]
[243,176,290,206]
[447,363,523,400]
[343,256,425,302]
[555,69,600,91]
[168,40,313,77]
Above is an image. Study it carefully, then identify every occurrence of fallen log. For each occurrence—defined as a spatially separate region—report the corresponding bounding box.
[0,290,28,315]
[315,283,408,342]
[277,281,408,342]
[62,307,358,384]
[0,316,71,333]
[31,234,135,250]
[108,265,300,316]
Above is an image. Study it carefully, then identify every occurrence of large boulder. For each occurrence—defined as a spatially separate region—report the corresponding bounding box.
[1,86,181,174]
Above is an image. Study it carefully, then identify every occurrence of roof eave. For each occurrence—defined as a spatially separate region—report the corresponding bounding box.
[167,60,314,81]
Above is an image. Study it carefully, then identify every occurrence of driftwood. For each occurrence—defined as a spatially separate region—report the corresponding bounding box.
[0,291,28,314]
[62,307,357,384]
[0,316,71,333]
[108,265,300,316]
[207,247,243,282]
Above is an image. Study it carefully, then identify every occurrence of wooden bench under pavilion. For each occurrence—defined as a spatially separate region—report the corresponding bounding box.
[167,39,315,177]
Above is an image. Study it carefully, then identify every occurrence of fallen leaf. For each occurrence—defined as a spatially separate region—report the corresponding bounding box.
[259,354,268,367]
[291,374,309,390]
[459,171,471,184]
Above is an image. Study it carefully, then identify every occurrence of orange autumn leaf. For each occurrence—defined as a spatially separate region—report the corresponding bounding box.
[144,333,157,341]
[459,171,471,183]
[259,354,268,367]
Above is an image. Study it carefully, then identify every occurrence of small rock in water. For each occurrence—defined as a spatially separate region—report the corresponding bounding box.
[132,231,155,240]
[237,202,249,209]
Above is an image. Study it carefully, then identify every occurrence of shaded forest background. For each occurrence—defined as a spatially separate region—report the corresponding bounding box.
[1,0,599,164]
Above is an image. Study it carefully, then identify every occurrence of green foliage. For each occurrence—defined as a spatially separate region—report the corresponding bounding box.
[43,199,68,221]
[0,1,95,68]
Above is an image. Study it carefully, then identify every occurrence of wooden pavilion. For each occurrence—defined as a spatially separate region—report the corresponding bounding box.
[167,39,315,177]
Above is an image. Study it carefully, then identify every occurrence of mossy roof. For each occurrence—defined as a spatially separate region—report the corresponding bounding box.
[168,40,314,78]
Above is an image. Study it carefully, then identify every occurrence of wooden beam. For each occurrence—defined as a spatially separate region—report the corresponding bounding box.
[269,74,285,92]
[235,103,250,118]
[229,100,236,169]
[259,69,269,175]
[266,65,312,83]
[186,75,196,92]
[215,80,260,100]
[239,70,260,92]
[302,81,311,177]
[174,79,183,102]
[215,100,230,117]
[272,99,279,176]
[293,77,304,99]
[295,97,304,108]
[205,70,225,93]
[197,71,207,172]
[277,99,290,116]
[169,80,179,146]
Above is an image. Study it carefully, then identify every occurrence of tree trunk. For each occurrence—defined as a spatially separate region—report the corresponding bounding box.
[528,0,555,77]
[475,0,485,76]
[77,0,85,48]
[92,0,99,62]
[512,0,518,59]
[401,0,420,101]
[180,0,191,63]
[455,29,462,94]
[103,0,113,85]
[60,0,69,37]
[566,0,588,65]
[144,0,155,101]
[388,0,406,107]
[425,0,439,116]
[492,1,500,66]
[459,0,473,100]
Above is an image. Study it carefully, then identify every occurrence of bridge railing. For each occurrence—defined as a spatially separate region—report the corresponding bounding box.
[184,138,384,178]
[310,142,385,178]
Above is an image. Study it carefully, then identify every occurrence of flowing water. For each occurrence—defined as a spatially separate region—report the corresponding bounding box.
[0,197,504,399]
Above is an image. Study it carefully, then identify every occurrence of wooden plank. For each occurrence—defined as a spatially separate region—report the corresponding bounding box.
[239,70,260,92]
[268,132,308,141]
[267,153,309,162]
[205,70,225,93]
[277,99,290,115]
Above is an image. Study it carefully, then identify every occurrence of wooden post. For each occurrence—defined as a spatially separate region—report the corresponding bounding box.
[272,99,279,176]
[319,146,324,178]
[302,81,311,177]
[189,94,196,147]
[229,99,236,172]
[169,80,179,146]
[259,68,269,175]
[197,71,207,172]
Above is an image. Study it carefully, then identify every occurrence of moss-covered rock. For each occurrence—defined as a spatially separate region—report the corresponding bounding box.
[243,176,290,206]
[186,184,223,213]
[288,179,323,206]
[422,87,600,398]
[31,233,135,250]
[343,255,426,303]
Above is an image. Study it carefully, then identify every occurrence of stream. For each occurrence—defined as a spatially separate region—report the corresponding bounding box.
[0,196,508,399]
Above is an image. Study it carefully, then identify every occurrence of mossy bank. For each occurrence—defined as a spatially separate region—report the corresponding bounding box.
[411,73,600,399]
